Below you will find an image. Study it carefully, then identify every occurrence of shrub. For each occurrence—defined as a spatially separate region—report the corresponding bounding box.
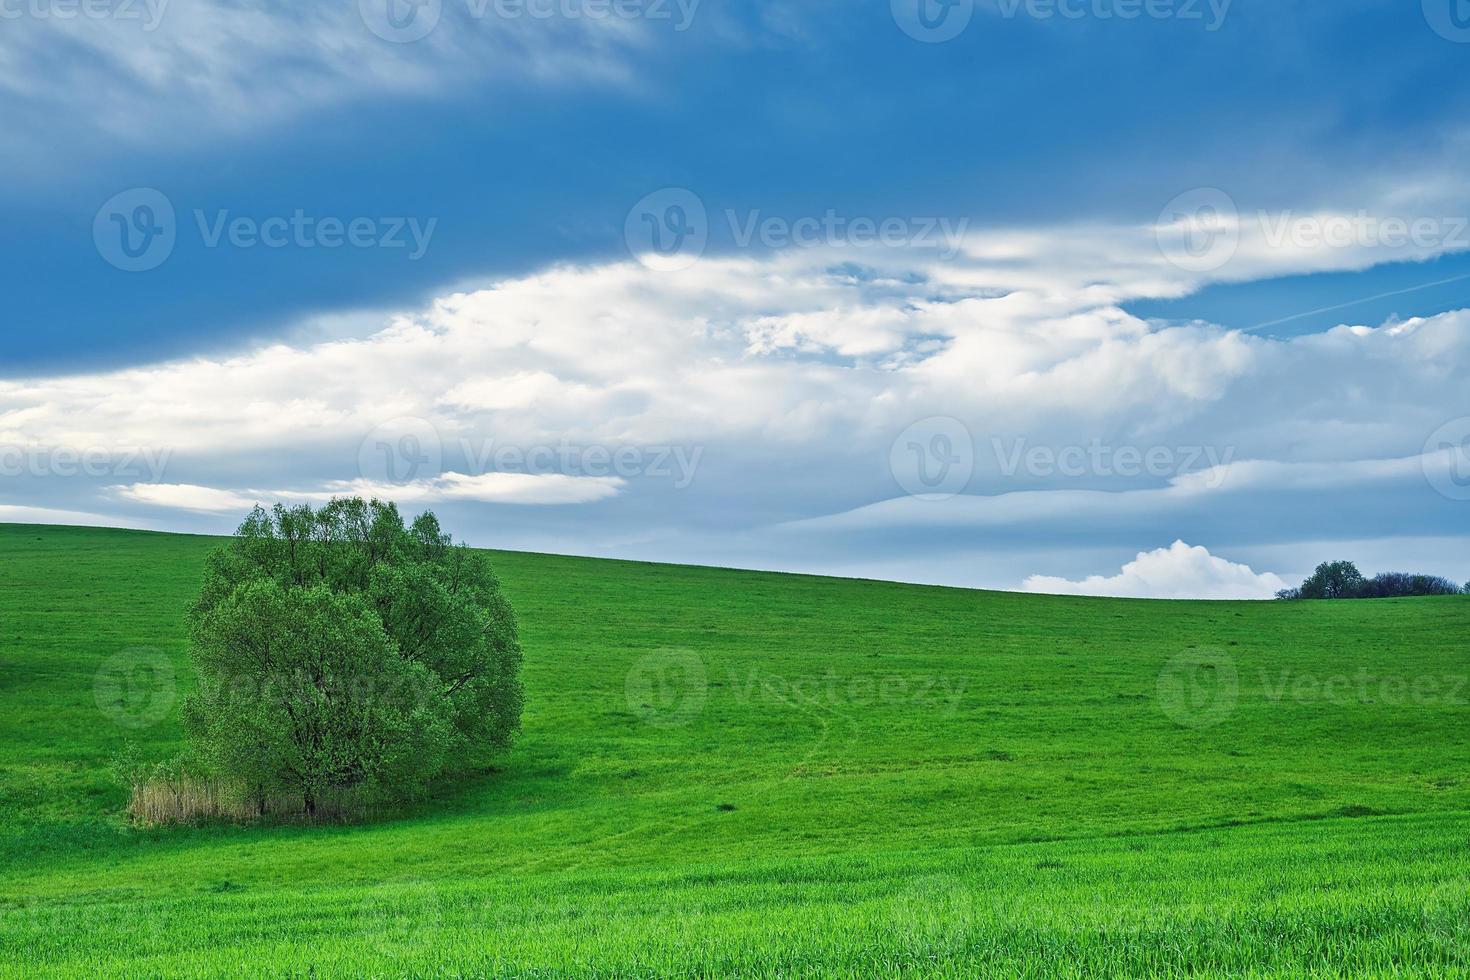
[181,498,522,818]
[1277,561,1465,601]
[1355,572,1462,599]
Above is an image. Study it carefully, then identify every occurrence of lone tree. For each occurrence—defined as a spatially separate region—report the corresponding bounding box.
[1295,560,1367,600]
[183,499,522,817]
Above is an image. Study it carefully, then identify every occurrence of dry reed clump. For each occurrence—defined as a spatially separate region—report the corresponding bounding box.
[127,777,368,826]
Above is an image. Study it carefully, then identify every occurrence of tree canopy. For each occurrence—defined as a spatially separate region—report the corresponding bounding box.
[183,498,522,816]
[1276,560,1464,601]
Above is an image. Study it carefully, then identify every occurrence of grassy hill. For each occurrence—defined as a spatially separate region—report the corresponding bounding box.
[1,523,1468,977]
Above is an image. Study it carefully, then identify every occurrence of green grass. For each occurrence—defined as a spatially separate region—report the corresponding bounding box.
[1,522,1468,977]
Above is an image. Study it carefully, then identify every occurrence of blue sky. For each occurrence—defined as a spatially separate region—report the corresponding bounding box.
[2,0,1469,595]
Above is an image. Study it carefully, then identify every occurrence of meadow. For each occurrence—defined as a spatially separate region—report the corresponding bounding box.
[1,523,1468,977]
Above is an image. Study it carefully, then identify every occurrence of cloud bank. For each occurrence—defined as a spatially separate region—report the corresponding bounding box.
[1022,540,1289,600]
[2,211,1468,593]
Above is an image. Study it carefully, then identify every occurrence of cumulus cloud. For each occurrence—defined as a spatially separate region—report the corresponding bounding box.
[3,212,1468,590]
[1021,541,1289,600]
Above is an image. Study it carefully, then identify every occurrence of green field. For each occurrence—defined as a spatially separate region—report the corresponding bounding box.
[2,523,1468,977]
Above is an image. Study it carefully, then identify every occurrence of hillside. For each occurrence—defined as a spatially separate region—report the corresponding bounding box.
[1,523,1468,977]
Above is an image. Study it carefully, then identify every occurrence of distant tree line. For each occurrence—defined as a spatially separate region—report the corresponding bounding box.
[1276,560,1467,600]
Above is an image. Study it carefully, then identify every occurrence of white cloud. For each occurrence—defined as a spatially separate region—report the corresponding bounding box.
[0,1,647,158]
[3,211,1468,587]
[112,483,261,513]
[786,452,1436,535]
[113,472,624,511]
[319,473,626,505]
[1021,540,1288,600]
[0,503,157,529]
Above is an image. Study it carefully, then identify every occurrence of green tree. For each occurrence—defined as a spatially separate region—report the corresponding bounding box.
[184,499,522,816]
[1295,560,1366,600]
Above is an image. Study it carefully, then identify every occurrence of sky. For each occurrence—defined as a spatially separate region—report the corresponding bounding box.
[2,0,1469,597]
